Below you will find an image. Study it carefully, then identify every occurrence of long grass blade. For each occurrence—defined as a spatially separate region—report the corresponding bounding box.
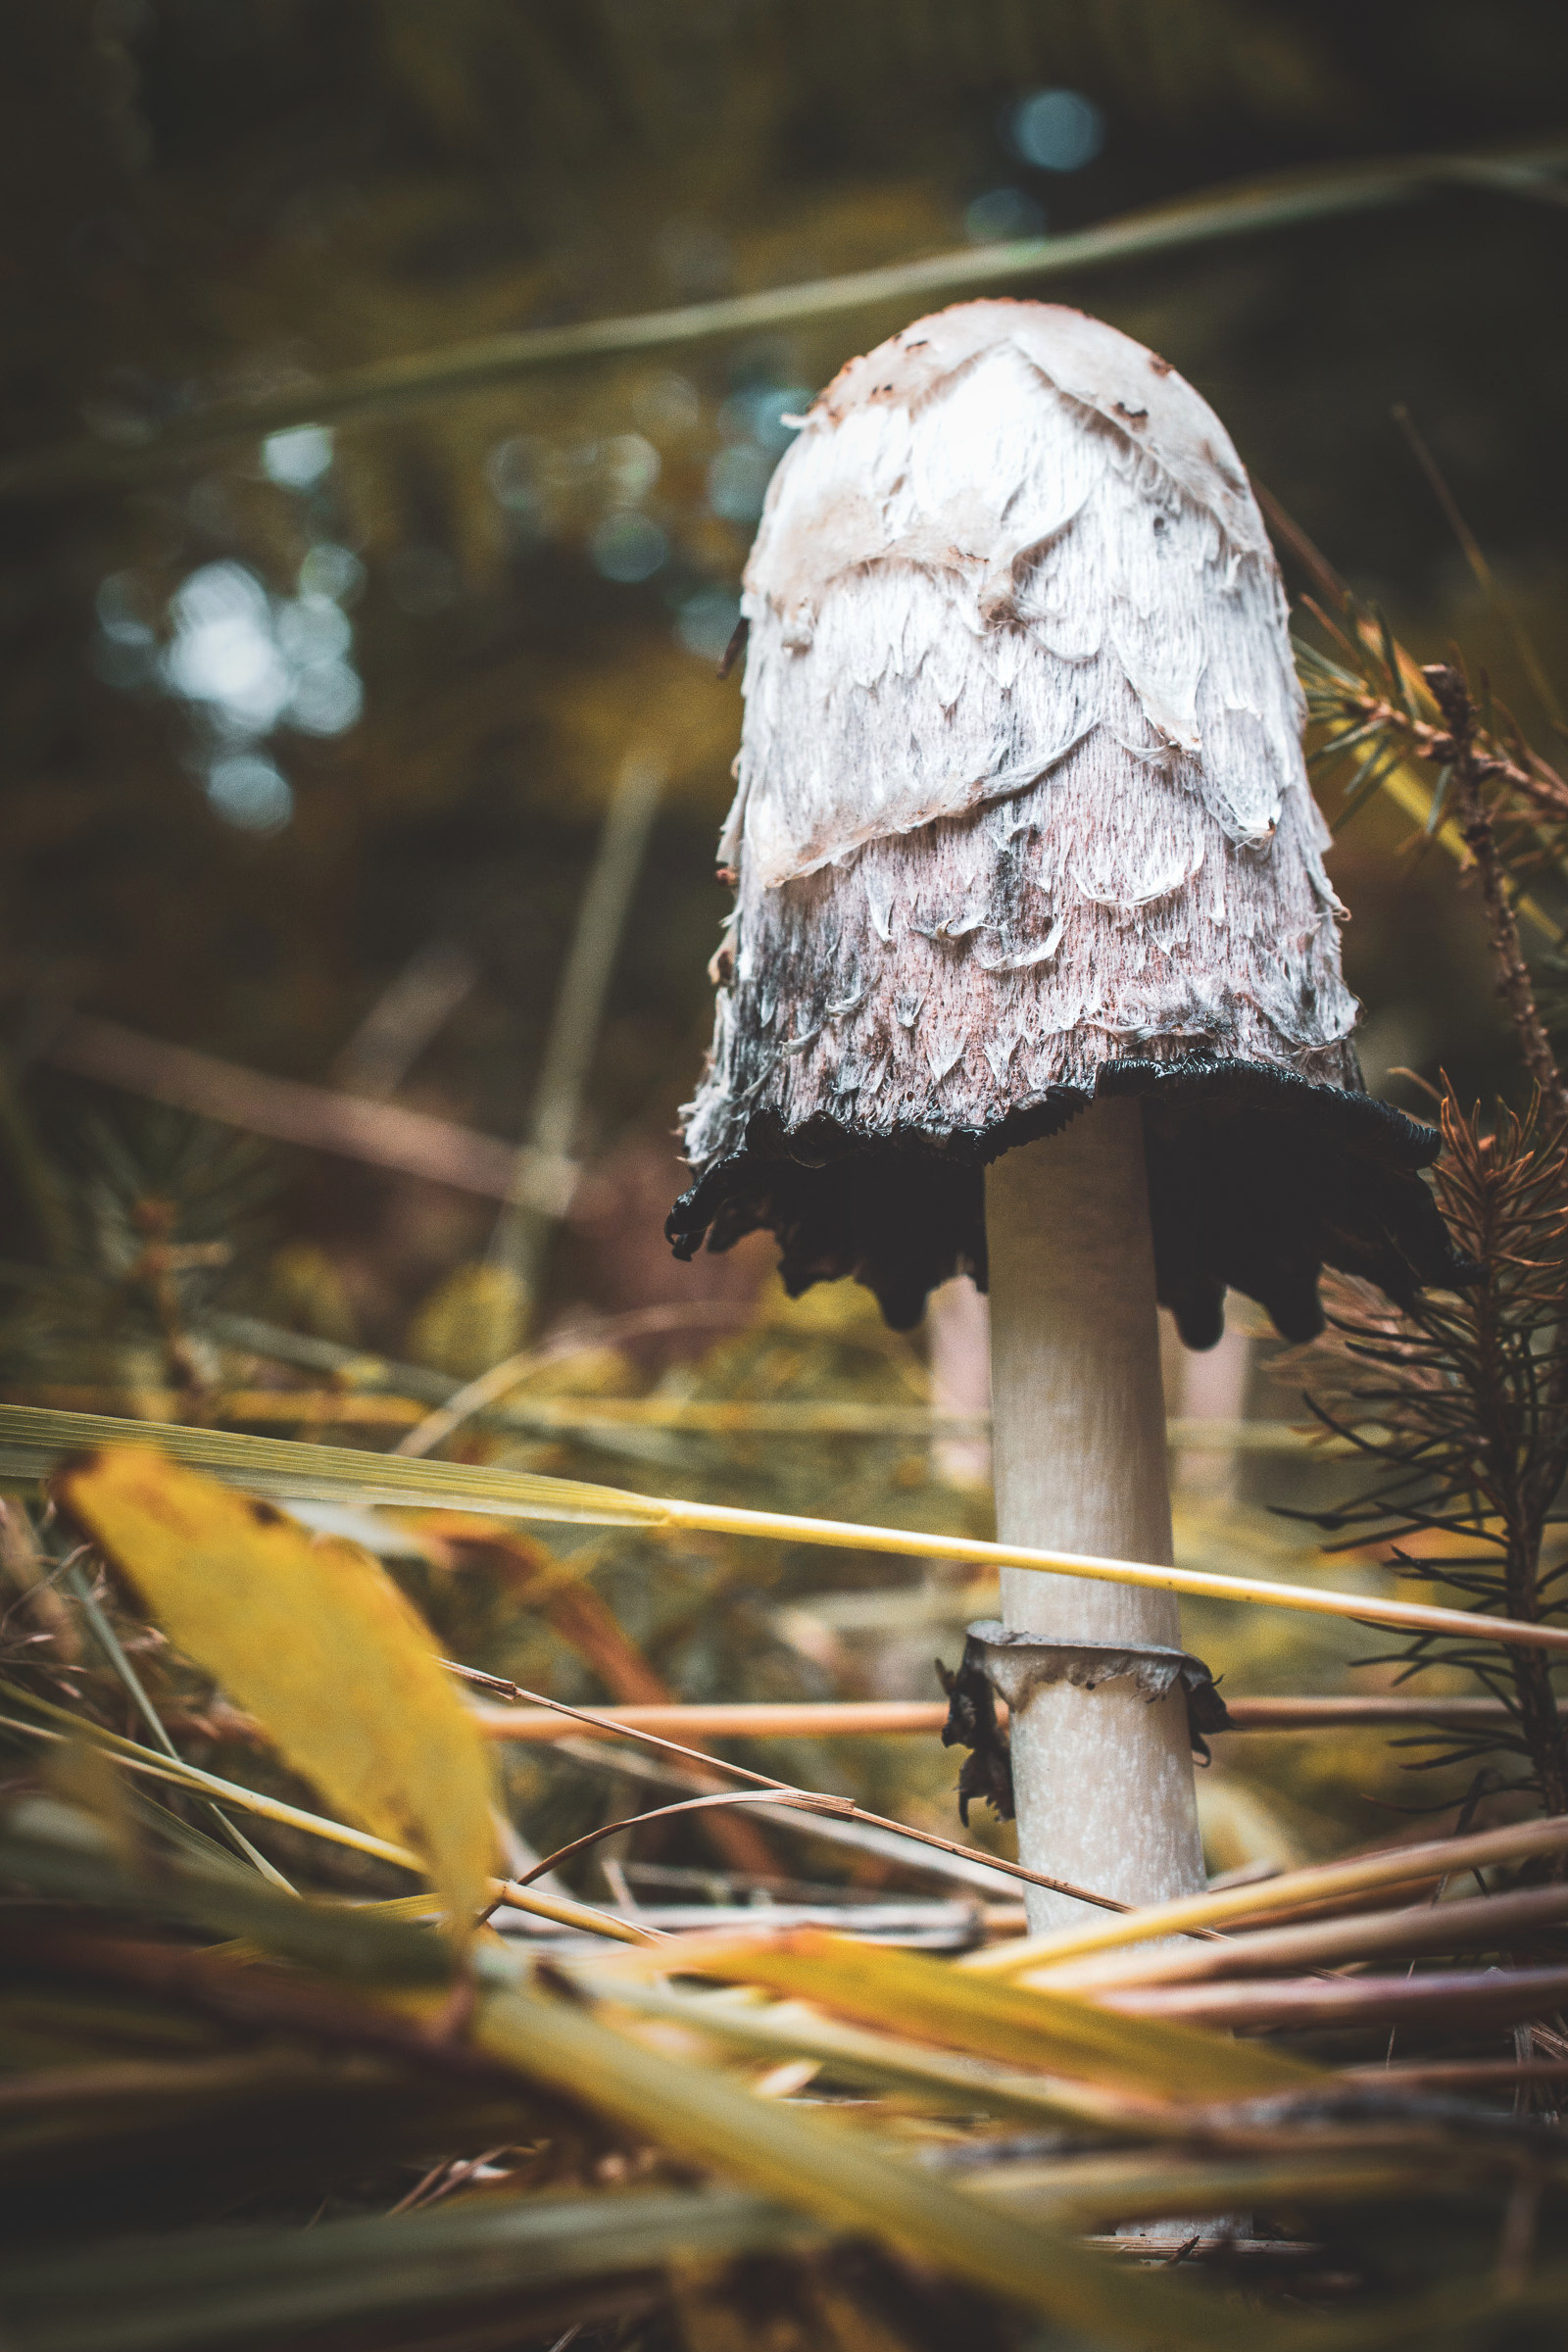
[0,1402,658,1524]
[971,2149,1474,2230]
[569,1968,1194,2138]
[5,1402,1565,1656]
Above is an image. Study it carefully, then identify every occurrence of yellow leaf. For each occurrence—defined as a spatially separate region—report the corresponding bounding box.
[56,1446,496,1935]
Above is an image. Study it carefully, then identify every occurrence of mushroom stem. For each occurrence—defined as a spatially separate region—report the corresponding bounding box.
[986,1100,1205,1933]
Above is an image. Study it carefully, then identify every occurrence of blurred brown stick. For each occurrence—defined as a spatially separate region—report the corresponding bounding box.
[40,1013,537,1201]
[1096,1965,1568,2033]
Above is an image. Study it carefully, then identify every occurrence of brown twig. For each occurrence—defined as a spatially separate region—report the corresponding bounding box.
[40,1014,528,1201]
[1326,688,1568,826]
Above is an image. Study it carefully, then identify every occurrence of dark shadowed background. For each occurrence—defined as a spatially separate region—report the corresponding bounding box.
[0,0,1562,1353]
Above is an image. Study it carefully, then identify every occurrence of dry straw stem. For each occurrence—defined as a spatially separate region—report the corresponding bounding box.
[965,1813,1568,1980]
[977,2151,1461,2232]
[1039,1881,1568,1991]
[2,1404,1566,1660]
[2,133,1564,502]
[199,1300,759,1446]
[2,1388,1343,1442]
[520,1490,1568,1657]
[1352,2058,1568,2094]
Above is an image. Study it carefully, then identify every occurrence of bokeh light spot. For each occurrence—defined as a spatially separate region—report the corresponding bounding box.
[708,444,774,523]
[165,562,291,731]
[158,559,368,743]
[486,435,543,514]
[1010,87,1104,172]
[288,662,364,736]
[602,432,662,502]
[718,385,810,453]
[591,510,669,584]
[96,572,156,645]
[207,753,294,832]
[297,543,365,604]
[633,372,702,435]
[277,595,352,665]
[964,187,1047,245]
[261,423,335,488]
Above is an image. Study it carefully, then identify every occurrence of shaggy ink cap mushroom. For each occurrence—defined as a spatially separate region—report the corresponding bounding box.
[668,300,1464,1348]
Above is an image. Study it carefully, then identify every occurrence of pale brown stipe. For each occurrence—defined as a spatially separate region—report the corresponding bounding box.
[989,1105,1203,1931]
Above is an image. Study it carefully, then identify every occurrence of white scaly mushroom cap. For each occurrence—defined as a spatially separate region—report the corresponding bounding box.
[672,305,1467,1344]
[720,298,1311,894]
[684,298,1360,1184]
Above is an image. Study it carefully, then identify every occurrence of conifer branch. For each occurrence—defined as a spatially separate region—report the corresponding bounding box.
[1423,662,1568,1119]
[1289,1091,1568,1823]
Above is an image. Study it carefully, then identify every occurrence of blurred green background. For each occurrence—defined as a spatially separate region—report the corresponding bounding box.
[1,0,1564,1887]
